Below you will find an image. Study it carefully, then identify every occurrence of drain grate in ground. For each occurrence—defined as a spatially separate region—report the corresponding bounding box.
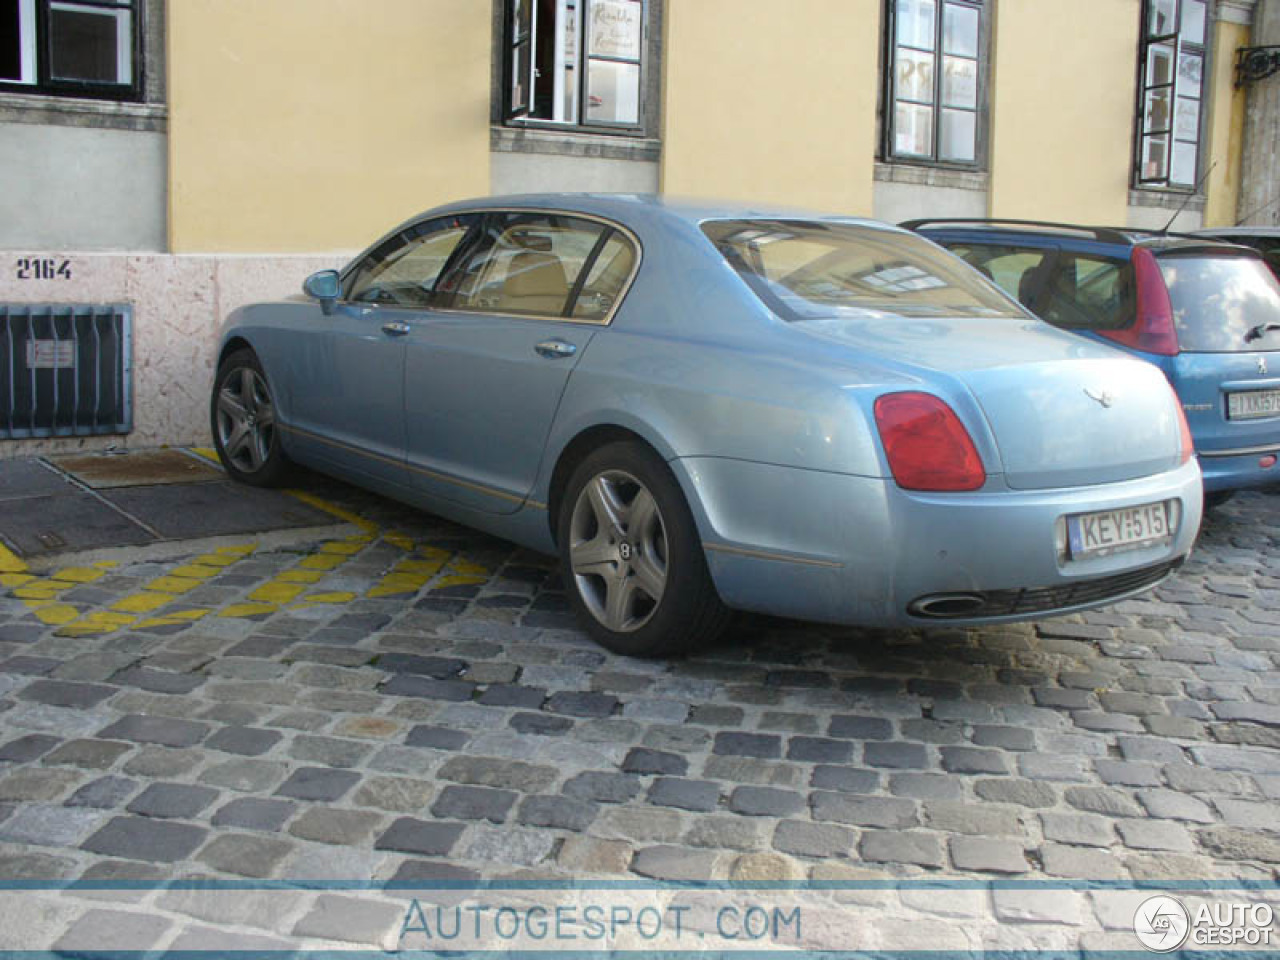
[100,481,336,539]
[0,491,156,556]
[49,450,223,488]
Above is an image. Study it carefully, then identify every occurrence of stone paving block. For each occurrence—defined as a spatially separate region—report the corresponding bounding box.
[274,766,361,801]
[863,741,928,769]
[517,794,599,831]
[289,807,384,844]
[940,746,1008,774]
[772,819,855,858]
[785,736,854,763]
[288,734,373,768]
[827,715,893,740]
[924,801,1026,837]
[41,738,133,770]
[1040,843,1127,879]
[96,714,209,747]
[18,680,115,709]
[459,825,555,866]
[110,666,206,695]
[558,835,634,873]
[949,836,1029,873]
[712,732,782,759]
[0,768,83,801]
[197,832,295,877]
[811,793,917,828]
[293,893,405,949]
[212,796,296,831]
[431,784,517,823]
[1040,812,1115,848]
[630,844,720,881]
[973,778,1058,807]
[1137,788,1216,822]
[729,786,806,818]
[65,775,139,809]
[81,815,207,862]
[352,776,434,813]
[205,725,283,756]
[437,756,557,792]
[887,772,963,800]
[375,816,466,856]
[122,746,203,779]
[810,765,879,794]
[53,908,172,954]
[1196,825,1280,863]
[0,733,61,762]
[647,777,720,812]
[126,782,219,819]
[621,747,688,776]
[0,803,102,847]
[859,830,943,867]
[198,758,288,793]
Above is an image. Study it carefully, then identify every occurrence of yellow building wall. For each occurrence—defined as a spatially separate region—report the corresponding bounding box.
[660,0,879,215]
[168,0,491,253]
[1203,19,1249,227]
[989,0,1140,223]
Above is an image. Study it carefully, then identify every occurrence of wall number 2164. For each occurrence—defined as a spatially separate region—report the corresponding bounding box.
[15,258,72,280]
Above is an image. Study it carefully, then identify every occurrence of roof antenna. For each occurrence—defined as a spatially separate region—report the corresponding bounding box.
[1161,161,1217,234]
[1235,195,1280,226]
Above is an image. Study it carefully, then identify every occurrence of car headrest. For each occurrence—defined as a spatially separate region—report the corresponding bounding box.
[504,250,568,300]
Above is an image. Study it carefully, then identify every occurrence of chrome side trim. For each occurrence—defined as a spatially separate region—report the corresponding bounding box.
[1199,444,1280,458]
[281,423,529,506]
[703,542,845,569]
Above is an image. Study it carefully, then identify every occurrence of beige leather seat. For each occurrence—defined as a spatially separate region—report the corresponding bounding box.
[501,250,569,315]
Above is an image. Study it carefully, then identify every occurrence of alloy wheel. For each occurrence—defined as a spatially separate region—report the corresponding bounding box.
[216,367,276,474]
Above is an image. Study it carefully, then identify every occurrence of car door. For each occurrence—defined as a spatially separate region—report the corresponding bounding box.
[287,214,478,489]
[401,210,639,514]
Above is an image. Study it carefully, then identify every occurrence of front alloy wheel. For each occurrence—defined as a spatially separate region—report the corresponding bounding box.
[211,349,290,487]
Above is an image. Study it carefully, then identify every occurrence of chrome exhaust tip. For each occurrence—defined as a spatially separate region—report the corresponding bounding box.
[908,592,988,618]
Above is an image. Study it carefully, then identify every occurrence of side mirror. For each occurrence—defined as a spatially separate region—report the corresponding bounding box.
[303,269,341,314]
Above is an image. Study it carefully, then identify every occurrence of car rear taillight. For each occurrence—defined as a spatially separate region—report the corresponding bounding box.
[874,392,986,491]
[1170,382,1194,464]
[1099,247,1179,356]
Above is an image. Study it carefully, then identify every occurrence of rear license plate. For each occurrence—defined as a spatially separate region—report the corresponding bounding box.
[1227,389,1280,420]
[1067,501,1172,560]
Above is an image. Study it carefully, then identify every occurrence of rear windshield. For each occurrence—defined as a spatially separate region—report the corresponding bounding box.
[1158,252,1280,352]
[702,220,1025,321]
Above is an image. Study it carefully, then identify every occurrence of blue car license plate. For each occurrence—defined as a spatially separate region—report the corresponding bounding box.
[1067,501,1172,559]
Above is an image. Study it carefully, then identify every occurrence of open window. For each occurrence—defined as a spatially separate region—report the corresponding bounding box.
[0,0,141,100]
[504,0,645,131]
[1136,0,1207,188]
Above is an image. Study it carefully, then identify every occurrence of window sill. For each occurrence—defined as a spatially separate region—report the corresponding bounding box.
[875,161,988,192]
[492,125,661,163]
[0,91,166,133]
[1129,188,1206,212]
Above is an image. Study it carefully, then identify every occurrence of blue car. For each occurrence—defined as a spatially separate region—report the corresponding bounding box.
[907,219,1280,505]
[212,196,1200,655]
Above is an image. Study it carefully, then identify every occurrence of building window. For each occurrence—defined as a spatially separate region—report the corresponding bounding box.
[0,0,140,100]
[1136,0,1206,189]
[884,0,984,167]
[505,0,645,131]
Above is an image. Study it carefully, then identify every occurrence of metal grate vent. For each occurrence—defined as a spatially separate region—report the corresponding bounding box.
[1,304,133,439]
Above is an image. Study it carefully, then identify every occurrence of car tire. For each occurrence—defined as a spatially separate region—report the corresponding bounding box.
[211,348,291,488]
[558,441,729,656]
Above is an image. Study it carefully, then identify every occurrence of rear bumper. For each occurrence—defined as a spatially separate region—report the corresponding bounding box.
[677,456,1203,628]
[1197,446,1280,492]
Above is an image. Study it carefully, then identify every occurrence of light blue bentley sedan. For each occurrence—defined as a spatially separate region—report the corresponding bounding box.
[211,195,1202,655]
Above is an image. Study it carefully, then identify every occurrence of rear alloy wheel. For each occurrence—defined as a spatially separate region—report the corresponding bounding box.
[211,349,290,487]
[559,442,729,656]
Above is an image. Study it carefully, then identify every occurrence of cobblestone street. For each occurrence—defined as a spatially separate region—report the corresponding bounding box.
[0,469,1278,948]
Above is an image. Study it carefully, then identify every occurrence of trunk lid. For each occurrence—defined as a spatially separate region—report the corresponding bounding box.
[792,315,1184,489]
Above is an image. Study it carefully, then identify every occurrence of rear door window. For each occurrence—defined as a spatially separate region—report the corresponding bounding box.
[946,244,1056,308]
[1158,252,1280,352]
[1038,253,1134,331]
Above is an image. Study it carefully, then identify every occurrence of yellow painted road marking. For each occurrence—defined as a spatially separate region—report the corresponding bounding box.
[0,543,27,574]
[219,602,278,618]
[32,604,80,625]
[285,489,378,533]
[146,575,204,595]
[249,582,306,604]
[49,566,107,584]
[111,592,174,614]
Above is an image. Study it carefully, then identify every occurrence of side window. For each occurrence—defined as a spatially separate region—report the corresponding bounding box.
[1,0,142,101]
[947,244,1053,305]
[1039,254,1134,330]
[451,213,635,319]
[573,232,637,320]
[346,216,474,307]
[504,0,645,131]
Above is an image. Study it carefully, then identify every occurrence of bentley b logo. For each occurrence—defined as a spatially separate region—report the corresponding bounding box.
[1084,388,1114,408]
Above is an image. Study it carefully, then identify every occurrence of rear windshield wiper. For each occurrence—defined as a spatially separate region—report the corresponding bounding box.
[1245,322,1280,343]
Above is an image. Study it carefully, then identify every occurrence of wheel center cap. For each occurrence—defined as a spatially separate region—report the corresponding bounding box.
[618,542,633,562]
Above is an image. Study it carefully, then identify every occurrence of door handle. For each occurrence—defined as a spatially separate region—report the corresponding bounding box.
[535,338,577,359]
[381,321,410,337]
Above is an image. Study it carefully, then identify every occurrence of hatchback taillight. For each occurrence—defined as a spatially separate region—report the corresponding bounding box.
[1099,247,1179,356]
[874,392,986,491]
